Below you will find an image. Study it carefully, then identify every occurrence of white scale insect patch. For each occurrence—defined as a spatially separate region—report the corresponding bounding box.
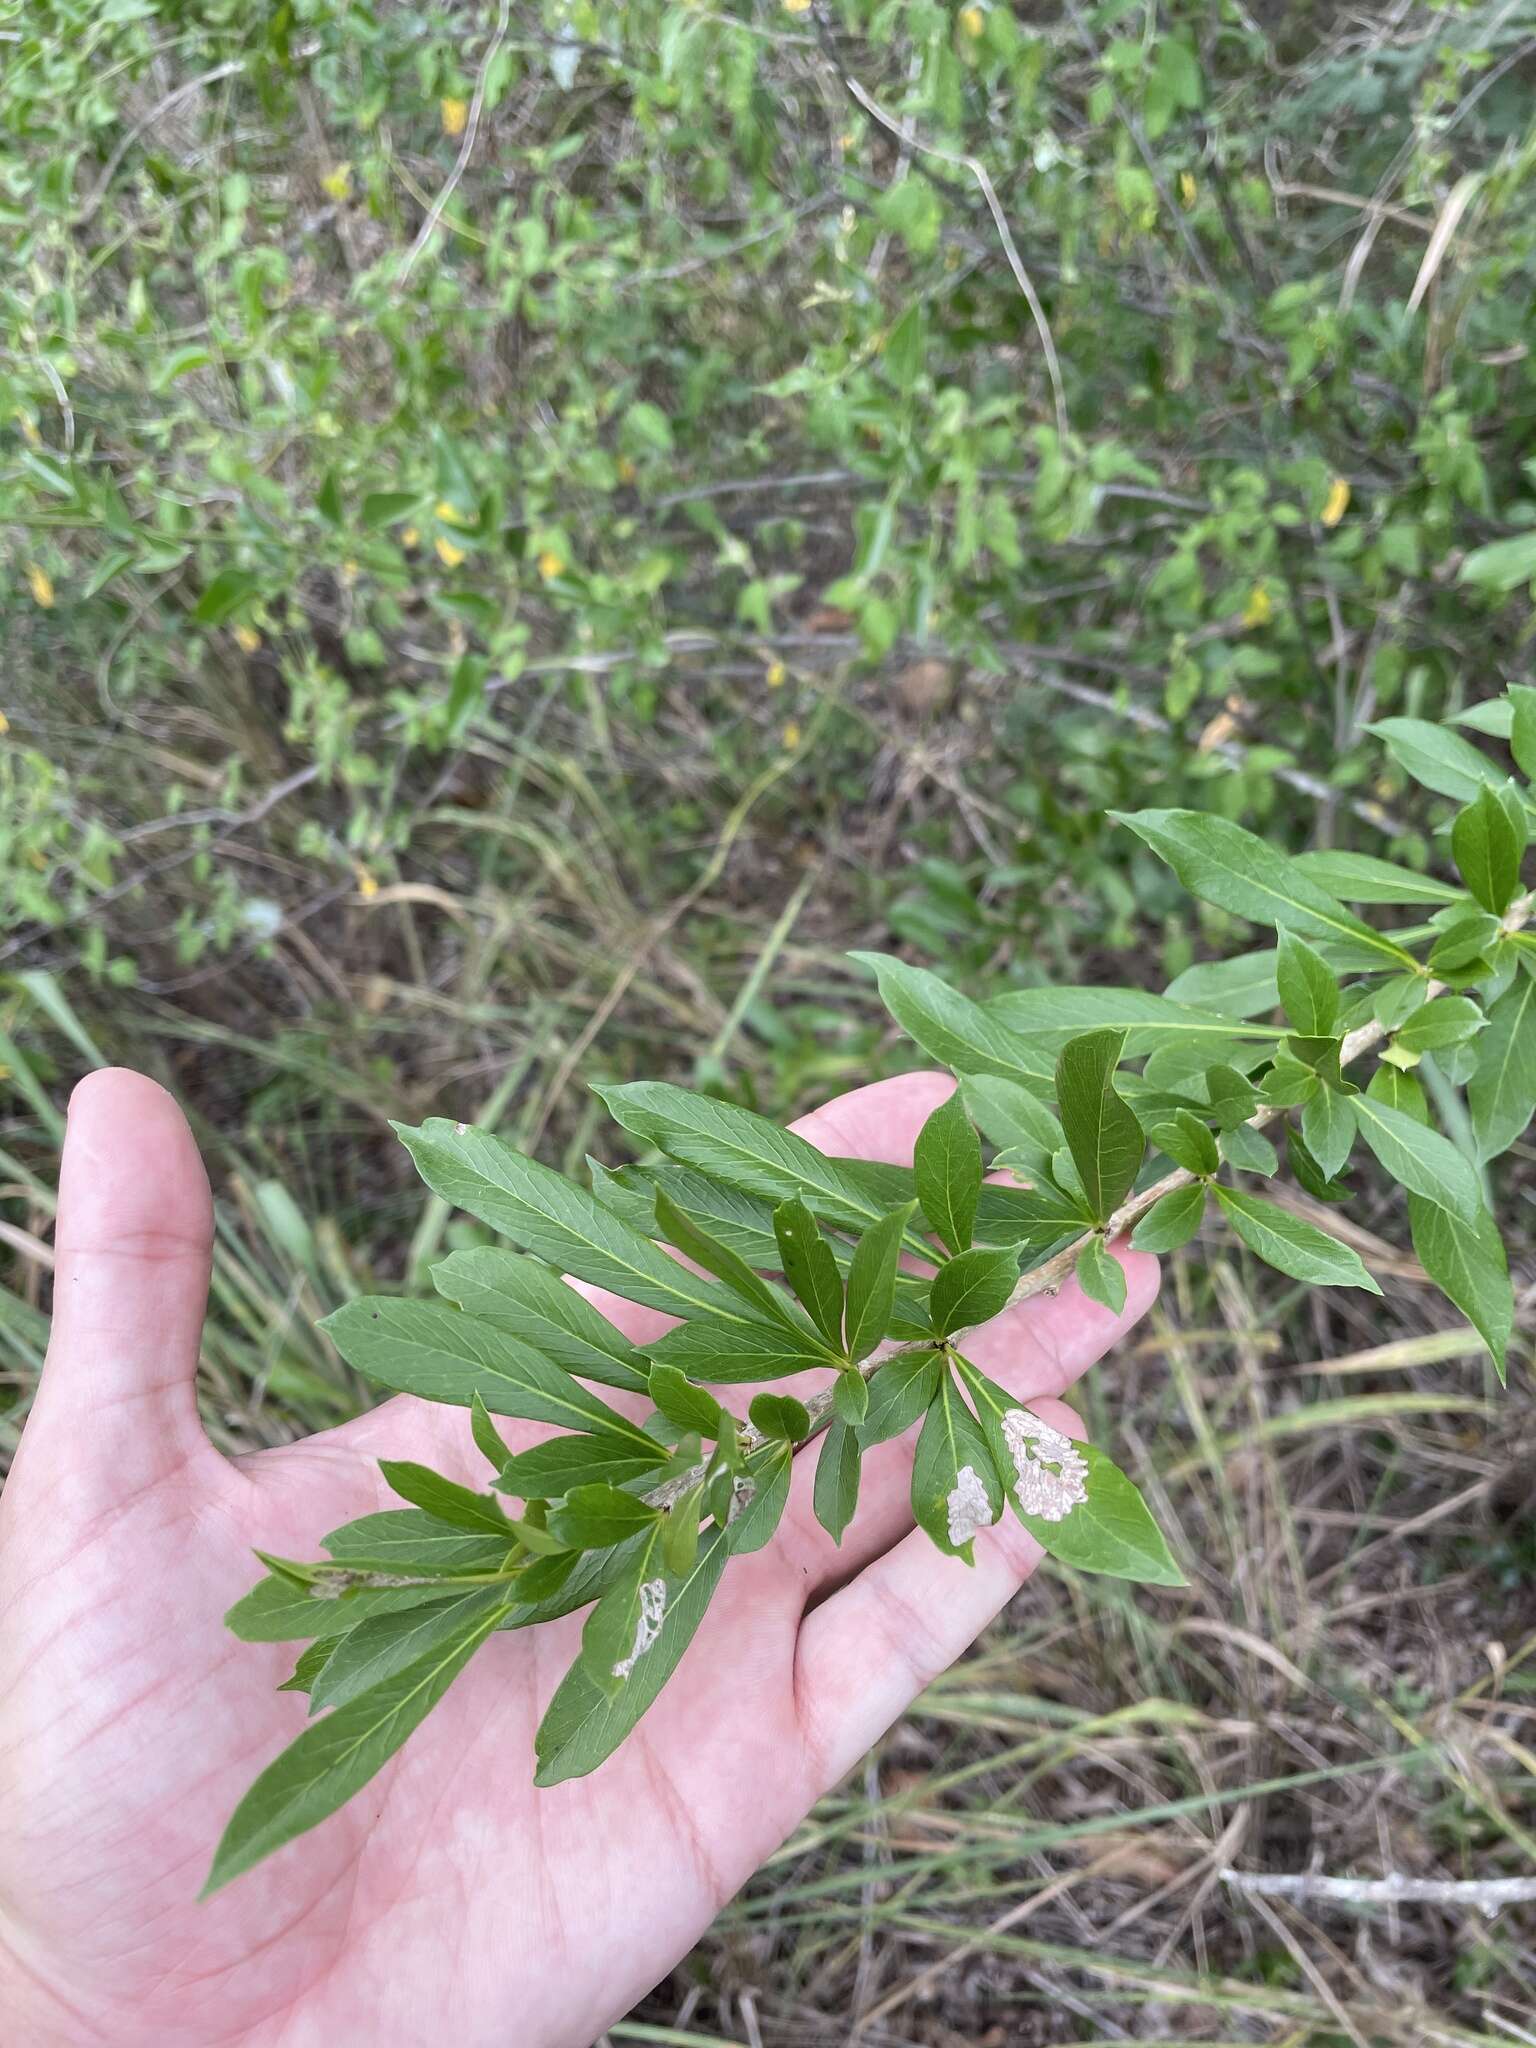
[945,1464,993,1547]
[612,1579,668,1681]
[1001,1409,1089,1523]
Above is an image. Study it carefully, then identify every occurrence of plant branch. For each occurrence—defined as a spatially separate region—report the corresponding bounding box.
[651,892,1534,1512]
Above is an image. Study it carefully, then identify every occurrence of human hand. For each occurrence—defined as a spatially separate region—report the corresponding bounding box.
[0,1068,1157,2048]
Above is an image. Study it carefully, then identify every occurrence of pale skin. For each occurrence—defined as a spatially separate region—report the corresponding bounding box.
[0,1068,1158,2048]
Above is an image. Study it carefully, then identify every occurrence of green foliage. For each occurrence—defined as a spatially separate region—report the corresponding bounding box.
[210,685,1536,1889]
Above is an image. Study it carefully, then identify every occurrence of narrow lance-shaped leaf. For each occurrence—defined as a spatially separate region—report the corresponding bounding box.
[1114,809,1414,966]
[844,1202,917,1363]
[813,1419,862,1543]
[1351,1093,1482,1223]
[533,1531,731,1787]
[772,1198,845,1349]
[1055,1030,1143,1223]
[1213,1185,1381,1293]
[431,1246,650,1393]
[1409,1194,1512,1385]
[1130,1183,1205,1253]
[395,1120,744,1324]
[1275,930,1340,1037]
[1300,1087,1357,1180]
[913,1092,982,1254]
[204,1591,506,1893]
[308,1587,507,1718]
[848,952,1056,1086]
[1452,781,1524,915]
[1468,974,1536,1163]
[378,1459,515,1539]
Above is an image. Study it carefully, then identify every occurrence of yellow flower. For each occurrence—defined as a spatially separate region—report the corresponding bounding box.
[435,498,467,526]
[25,563,54,608]
[16,412,40,447]
[765,659,786,688]
[321,163,353,204]
[616,456,637,484]
[781,720,802,749]
[354,864,379,901]
[0,710,9,735]
[537,549,566,581]
[441,96,469,139]
[1241,583,1273,629]
[233,624,262,654]
[838,131,856,151]
[1179,171,1198,208]
[959,4,985,36]
[1321,477,1351,528]
[340,557,359,585]
[401,526,420,549]
[783,0,812,11]
[435,535,467,568]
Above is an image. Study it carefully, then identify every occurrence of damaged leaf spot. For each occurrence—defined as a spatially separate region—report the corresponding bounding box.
[1001,1409,1089,1523]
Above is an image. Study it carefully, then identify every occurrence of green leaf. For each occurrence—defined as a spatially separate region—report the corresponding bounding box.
[848,953,1054,1085]
[913,1092,982,1254]
[470,1392,512,1472]
[1351,1094,1482,1222]
[1429,912,1498,974]
[1115,809,1412,964]
[1219,1122,1279,1175]
[193,568,260,626]
[928,1245,1019,1337]
[1394,996,1485,1054]
[278,1639,335,1697]
[1146,1107,1220,1177]
[749,1392,812,1444]
[1366,718,1502,803]
[648,1363,727,1440]
[534,1531,730,1786]
[1468,974,1536,1161]
[1165,949,1280,1018]
[986,984,1281,1055]
[725,1446,792,1554]
[652,1186,803,1332]
[377,1460,515,1539]
[1510,684,1536,781]
[361,489,421,529]
[1213,1185,1380,1292]
[646,1311,841,1383]
[1130,1183,1205,1252]
[912,1370,1003,1561]
[595,1080,929,1242]
[814,1419,862,1542]
[322,1509,515,1576]
[225,1574,463,1645]
[960,1074,1065,1169]
[860,1347,943,1445]
[590,1160,782,1270]
[1075,1236,1126,1313]
[956,1360,1184,1585]
[1290,851,1461,906]
[494,1434,667,1496]
[844,1202,917,1363]
[1459,532,1536,594]
[307,1588,506,1716]
[1408,1195,1512,1383]
[772,1199,845,1348]
[1300,1088,1357,1179]
[548,1483,661,1550]
[1453,782,1524,914]
[579,1530,668,1694]
[883,302,925,391]
[1286,1127,1351,1204]
[1276,930,1340,1036]
[322,1299,657,1451]
[396,1121,736,1324]
[431,1247,650,1393]
[205,1593,505,1892]
[1055,1030,1144,1222]
[833,1367,870,1426]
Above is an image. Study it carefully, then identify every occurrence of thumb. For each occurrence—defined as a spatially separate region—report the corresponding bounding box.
[19,1069,215,1500]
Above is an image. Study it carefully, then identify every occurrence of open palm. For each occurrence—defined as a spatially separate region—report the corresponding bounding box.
[0,1069,1156,2048]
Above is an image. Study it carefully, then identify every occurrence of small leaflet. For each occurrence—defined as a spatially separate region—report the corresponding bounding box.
[1001,1409,1089,1523]
[946,1464,993,1547]
[612,1579,667,1681]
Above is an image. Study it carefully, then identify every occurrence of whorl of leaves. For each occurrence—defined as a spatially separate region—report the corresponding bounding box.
[209,698,1532,1892]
